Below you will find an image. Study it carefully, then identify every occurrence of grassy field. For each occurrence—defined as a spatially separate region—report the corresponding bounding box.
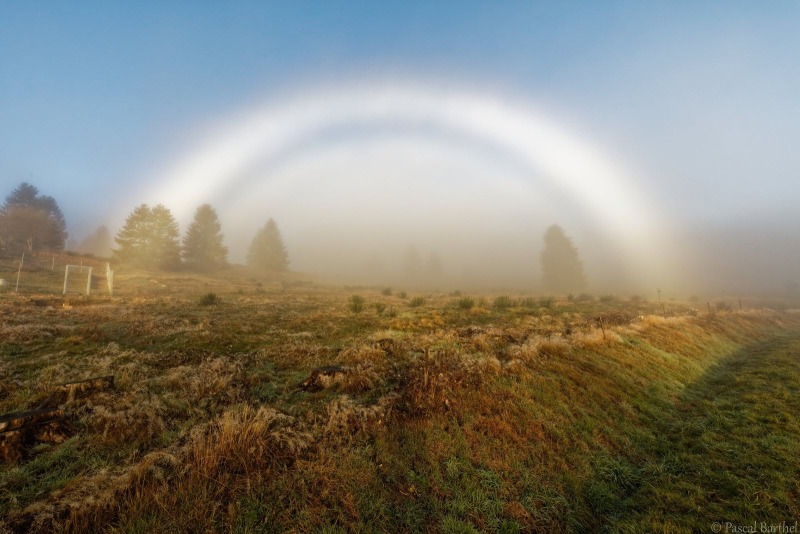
[1,270,799,532]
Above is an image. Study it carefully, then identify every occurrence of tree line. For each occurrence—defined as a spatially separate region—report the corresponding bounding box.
[0,183,289,273]
[113,203,289,273]
[0,182,586,291]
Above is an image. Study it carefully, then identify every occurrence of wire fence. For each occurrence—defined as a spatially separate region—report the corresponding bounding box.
[0,252,114,296]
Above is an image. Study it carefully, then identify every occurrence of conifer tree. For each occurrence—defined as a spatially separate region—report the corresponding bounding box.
[182,204,228,271]
[247,218,289,272]
[113,204,181,270]
[113,204,154,267]
[151,204,181,270]
[540,224,586,294]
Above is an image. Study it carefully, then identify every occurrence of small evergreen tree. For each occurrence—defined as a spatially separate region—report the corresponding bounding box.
[540,224,587,294]
[113,204,181,270]
[113,204,153,266]
[150,204,181,270]
[247,218,289,271]
[182,204,228,271]
[426,251,443,279]
[0,183,67,254]
[403,245,420,280]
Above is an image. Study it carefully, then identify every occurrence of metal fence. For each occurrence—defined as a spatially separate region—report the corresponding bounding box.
[0,252,114,296]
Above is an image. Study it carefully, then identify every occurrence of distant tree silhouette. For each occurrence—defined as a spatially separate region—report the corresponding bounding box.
[182,204,228,271]
[247,218,289,271]
[403,245,420,280]
[426,251,443,279]
[113,204,181,270]
[79,225,113,257]
[0,182,67,255]
[540,224,586,294]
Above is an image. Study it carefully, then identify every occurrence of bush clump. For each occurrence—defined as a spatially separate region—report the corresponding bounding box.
[349,295,365,313]
[409,296,426,308]
[493,295,515,309]
[457,297,475,310]
[199,292,221,306]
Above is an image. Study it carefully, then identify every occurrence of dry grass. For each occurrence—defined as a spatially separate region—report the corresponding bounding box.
[1,276,799,532]
[188,404,312,478]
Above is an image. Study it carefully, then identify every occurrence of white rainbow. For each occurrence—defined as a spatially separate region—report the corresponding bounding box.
[149,82,671,284]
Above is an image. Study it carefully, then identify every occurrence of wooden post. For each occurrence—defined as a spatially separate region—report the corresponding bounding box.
[63,265,70,294]
[0,408,64,433]
[14,253,23,293]
[106,263,114,296]
[40,375,114,406]
[86,267,92,295]
[738,299,742,310]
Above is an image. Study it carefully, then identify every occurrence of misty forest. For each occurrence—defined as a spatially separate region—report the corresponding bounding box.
[2,3,800,534]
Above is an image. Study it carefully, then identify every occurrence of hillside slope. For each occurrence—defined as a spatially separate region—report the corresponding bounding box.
[1,284,798,532]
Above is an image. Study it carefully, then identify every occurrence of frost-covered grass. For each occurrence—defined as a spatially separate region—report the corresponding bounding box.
[1,270,799,532]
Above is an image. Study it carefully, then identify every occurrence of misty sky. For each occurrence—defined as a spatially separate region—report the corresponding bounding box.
[1,2,798,293]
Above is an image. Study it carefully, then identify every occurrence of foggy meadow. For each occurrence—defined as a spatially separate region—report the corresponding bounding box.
[2,3,800,533]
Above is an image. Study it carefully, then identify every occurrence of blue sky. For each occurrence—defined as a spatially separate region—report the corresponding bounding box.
[1,2,799,252]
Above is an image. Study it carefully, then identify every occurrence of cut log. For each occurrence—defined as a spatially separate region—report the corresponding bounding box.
[41,375,114,407]
[0,410,70,463]
[0,408,64,433]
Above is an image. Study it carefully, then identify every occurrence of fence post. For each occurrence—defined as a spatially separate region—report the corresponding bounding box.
[86,267,92,295]
[15,253,24,293]
[106,263,114,297]
[63,265,70,295]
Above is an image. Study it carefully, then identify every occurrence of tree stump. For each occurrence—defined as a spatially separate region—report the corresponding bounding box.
[0,408,67,463]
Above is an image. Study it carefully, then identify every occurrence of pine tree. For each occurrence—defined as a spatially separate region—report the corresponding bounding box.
[403,245,420,280]
[0,183,67,254]
[182,204,228,271]
[247,218,289,272]
[150,204,181,270]
[113,204,153,266]
[113,204,181,270]
[540,224,586,294]
[426,251,443,279]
